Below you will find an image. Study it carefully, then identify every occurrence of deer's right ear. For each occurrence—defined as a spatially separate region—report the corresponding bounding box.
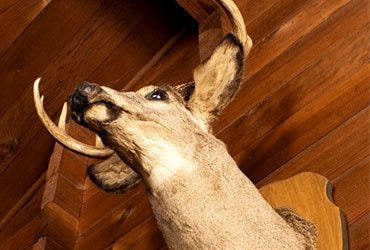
[188,34,244,125]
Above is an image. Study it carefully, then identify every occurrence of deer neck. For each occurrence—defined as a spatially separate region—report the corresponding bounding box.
[116,132,306,249]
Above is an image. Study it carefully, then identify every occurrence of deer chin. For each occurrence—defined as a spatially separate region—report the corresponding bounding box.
[71,101,123,133]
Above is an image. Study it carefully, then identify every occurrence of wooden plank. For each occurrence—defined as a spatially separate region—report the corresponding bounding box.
[0,217,39,249]
[233,67,369,183]
[58,151,90,187]
[0,0,51,57]
[139,31,199,86]
[244,0,352,81]
[215,0,368,131]
[235,0,283,25]
[112,216,165,250]
[82,178,102,204]
[348,213,369,250]
[79,184,146,235]
[48,174,83,218]
[0,173,45,231]
[88,3,187,90]
[39,203,78,249]
[176,0,209,23]
[332,157,370,224]
[0,138,19,176]
[76,190,153,249]
[0,130,53,219]
[32,237,65,250]
[257,106,369,187]
[260,172,346,250]
[218,18,368,156]
[0,183,44,243]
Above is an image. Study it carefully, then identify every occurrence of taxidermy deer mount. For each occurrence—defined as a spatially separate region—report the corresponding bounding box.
[33,0,325,248]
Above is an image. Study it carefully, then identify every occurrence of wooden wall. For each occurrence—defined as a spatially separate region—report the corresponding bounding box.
[0,0,368,249]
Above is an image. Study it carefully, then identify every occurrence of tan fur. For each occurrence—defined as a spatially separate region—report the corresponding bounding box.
[71,36,308,249]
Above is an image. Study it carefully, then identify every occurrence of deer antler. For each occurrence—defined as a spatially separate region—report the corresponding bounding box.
[33,78,114,158]
[216,0,253,55]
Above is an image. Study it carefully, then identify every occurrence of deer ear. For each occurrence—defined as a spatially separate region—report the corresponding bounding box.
[87,154,141,193]
[188,33,244,124]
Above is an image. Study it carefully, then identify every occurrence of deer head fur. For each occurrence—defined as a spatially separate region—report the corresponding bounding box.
[71,34,244,191]
[34,0,314,248]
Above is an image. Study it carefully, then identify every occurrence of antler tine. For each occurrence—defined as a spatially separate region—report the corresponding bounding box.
[95,134,105,148]
[33,78,114,158]
[58,102,68,131]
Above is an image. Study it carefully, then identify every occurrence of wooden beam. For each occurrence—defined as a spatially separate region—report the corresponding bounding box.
[176,0,209,23]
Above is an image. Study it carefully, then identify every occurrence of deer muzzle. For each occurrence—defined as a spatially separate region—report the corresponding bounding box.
[69,82,102,125]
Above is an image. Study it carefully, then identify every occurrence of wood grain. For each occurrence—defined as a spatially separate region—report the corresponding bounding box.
[233,67,369,183]
[76,187,153,249]
[257,107,370,187]
[0,0,51,57]
[78,184,146,234]
[0,217,39,249]
[0,0,367,248]
[176,0,209,22]
[348,213,369,250]
[215,0,368,131]
[112,216,165,250]
[333,157,370,224]
[0,183,44,245]
[260,172,346,249]
[219,23,368,157]
[38,203,79,249]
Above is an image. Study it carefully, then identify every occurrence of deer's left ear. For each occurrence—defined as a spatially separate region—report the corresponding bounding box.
[87,154,141,193]
[188,33,244,124]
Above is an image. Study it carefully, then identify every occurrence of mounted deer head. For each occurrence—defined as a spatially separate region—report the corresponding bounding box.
[34,0,315,248]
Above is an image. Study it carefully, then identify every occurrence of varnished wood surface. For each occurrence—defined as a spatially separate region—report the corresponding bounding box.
[260,172,346,249]
[0,0,368,249]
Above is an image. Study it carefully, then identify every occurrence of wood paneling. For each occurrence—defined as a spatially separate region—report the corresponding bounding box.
[348,213,370,250]
[0,0,51,57]
[215,0,367,131]
[112,216,165,250]
[0,0,368,248]
[257,107,369,186]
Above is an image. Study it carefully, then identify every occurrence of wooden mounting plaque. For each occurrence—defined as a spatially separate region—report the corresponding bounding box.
[259,172,348,250]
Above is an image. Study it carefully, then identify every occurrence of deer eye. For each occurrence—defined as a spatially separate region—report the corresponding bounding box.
[146,89,168,101]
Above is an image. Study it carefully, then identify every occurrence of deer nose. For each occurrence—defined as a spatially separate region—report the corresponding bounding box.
[69,82,102,115]
[77,82,101,98]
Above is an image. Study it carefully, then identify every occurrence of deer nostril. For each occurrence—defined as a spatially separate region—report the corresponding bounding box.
[79,82,99,97]
[69,91,88,114]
